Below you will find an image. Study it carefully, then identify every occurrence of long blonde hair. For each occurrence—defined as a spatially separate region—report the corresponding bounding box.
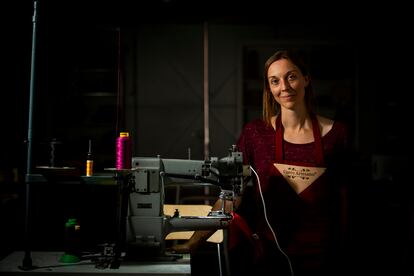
[262,49,314,125]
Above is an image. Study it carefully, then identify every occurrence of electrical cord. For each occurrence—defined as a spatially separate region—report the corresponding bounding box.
[250,166,294,276]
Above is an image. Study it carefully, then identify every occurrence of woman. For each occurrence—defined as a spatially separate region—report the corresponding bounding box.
[173,49,350,276]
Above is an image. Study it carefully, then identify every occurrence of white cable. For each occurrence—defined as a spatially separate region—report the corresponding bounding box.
[250,166,294,276]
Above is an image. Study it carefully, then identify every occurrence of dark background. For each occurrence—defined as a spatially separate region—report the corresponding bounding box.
[1,0,413,275]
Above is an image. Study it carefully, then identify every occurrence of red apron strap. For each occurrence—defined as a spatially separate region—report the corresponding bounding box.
[275,115,284,162]
[310,113,324,165]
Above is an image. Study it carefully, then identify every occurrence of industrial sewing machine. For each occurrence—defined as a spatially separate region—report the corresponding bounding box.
[122,145,250,260]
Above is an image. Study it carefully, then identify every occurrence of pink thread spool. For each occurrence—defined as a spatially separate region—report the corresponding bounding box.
[116,132,132,170]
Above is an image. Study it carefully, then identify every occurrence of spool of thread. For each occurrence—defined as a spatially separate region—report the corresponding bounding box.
[86,158,93,176]
[86,139,93,176]
[60,218,81,263]
[116,132,132,170]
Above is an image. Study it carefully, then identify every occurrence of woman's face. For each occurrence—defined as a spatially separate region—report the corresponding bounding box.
[267,58,309,111]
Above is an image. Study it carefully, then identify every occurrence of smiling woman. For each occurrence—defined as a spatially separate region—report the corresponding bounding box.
[171,49,351,276]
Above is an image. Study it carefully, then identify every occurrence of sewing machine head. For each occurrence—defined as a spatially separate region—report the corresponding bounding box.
[125,147,249,260]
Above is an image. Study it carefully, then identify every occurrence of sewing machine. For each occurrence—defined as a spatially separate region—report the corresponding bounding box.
[124,146,250,260]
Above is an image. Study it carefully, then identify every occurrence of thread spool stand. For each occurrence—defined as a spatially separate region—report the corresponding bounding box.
[104,168,137,268]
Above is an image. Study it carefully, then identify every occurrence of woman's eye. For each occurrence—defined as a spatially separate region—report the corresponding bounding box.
[270,79,279,85]
[288,74,297,81]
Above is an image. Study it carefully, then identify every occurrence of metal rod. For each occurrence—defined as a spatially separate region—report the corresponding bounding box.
[203,21,211,204]
[20,0,39,270]
[203,21,210,160]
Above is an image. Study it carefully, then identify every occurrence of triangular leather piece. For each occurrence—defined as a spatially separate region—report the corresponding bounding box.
[274,163,326,194]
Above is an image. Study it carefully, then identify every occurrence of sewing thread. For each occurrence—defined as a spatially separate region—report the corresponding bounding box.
[86,139,93,176]
[116,132,132,169]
